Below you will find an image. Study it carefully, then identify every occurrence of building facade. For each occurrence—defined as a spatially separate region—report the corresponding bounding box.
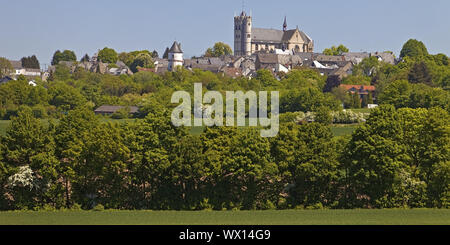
[234,11,314,56]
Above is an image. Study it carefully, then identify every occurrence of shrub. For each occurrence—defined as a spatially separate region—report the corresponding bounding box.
[93,204,105,211]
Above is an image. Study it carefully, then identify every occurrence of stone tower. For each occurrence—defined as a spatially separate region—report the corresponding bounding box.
[168,41,183,71]
[234,11,252,56]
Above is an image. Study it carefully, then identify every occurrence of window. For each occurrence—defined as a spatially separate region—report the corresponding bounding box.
[247,34,250,38]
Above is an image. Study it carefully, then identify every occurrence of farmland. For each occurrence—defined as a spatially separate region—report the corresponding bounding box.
[0,209,448,225]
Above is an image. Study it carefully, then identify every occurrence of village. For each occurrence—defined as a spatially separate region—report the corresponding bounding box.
[0,11,398,111]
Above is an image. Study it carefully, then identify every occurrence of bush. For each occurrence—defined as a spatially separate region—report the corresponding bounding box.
[93,204,105,211]
[331,110,368,124]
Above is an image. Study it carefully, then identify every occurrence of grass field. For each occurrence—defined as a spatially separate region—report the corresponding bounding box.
[0,209,448,225]
[330,124,358,137]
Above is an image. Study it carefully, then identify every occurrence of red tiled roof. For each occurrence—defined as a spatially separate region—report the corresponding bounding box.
[339,84,376,91]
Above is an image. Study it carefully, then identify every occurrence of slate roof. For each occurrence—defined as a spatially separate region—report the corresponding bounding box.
[252,28,312,44]
[94,105,139,114]
[9,60,22,69]
[169,41,183,53]
[252,28,284,43]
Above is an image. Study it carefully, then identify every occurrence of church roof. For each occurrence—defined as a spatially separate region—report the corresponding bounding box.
[252,28,312,44]
[252,28,284,43]
[169,41,183,53]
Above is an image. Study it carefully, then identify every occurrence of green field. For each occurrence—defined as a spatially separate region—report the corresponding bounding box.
[330,124,358,136]
[0,209,448,225]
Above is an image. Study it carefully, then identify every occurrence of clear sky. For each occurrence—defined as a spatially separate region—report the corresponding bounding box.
[1,0,449,68]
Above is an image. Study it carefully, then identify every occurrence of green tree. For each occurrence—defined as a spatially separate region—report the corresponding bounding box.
[323,44,349,55]
[51,50,76,65]
[408,61,432,85]
[130,53,154,73]
[400,39,429,59]
[21,55,40,69]
[0,57,13,77]
[204,42,233,57]
[98,47,118,64]
[342,105,449,208]
[314,106,333,125]
[80,54,90,62]
[1,107,60,209]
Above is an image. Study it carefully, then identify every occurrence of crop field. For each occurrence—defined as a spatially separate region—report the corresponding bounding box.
[0,209,448,225]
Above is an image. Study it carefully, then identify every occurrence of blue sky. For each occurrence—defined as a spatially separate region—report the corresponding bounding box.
[1,0,449,68]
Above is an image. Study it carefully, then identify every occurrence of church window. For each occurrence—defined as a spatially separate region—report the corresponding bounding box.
[247,34,250,38]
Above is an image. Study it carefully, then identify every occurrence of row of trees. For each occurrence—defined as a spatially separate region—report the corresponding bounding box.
[0,105,448,210]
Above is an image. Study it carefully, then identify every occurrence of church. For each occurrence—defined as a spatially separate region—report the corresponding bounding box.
[234,11,314,56]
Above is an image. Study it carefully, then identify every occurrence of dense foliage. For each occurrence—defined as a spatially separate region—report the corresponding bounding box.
[0,39,448,210]
[0,105,447,210]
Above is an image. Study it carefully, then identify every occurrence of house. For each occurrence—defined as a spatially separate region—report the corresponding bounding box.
[9,60,41,77]
[94,105,139,116]
[339,84,376,102]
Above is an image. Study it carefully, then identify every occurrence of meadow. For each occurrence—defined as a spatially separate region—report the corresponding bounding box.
[0,209,448,225]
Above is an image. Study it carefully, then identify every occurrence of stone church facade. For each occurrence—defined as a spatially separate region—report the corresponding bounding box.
[234,11,314,56]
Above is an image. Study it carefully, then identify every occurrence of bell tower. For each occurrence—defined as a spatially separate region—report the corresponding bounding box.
[234,11,252,56]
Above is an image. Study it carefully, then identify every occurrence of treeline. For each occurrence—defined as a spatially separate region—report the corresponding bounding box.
[0,105,448,210]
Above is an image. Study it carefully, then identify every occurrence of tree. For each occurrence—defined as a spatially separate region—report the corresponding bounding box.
[353,56,380,76]
[80,54,90,62]
[1,107,60,209]
[130,53,154,73]
[0,57,13,77]
[204,42,233,57]
[400,39,429,59]
[98,47,118,64]
[272,122,341,208]
[51,50,76,65]
[331,86,352,108]
[314,106,333,125]
[21,55,40,69]
[162,47,169,59]
[323,44,349,56]
[408,61,432,85]
[351,93,361,108]
[151,50,159,58]
[343,105,449,208]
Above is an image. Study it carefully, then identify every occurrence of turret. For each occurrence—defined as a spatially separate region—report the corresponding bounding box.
[168,41,183,71]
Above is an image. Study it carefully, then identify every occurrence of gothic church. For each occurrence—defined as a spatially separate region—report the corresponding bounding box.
[234,11,314,56]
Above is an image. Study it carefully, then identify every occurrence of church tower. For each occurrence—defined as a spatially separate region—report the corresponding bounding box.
[234,11,252,56]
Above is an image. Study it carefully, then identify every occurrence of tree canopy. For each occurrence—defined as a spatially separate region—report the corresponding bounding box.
[204,42,233,57]
[51,50,77,65]
[323,44,349,56]
[400,39,429,59]
[98,47,118,64]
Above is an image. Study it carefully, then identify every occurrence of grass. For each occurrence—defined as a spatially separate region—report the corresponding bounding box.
[330,124,358,137]
[0,209,448,225]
